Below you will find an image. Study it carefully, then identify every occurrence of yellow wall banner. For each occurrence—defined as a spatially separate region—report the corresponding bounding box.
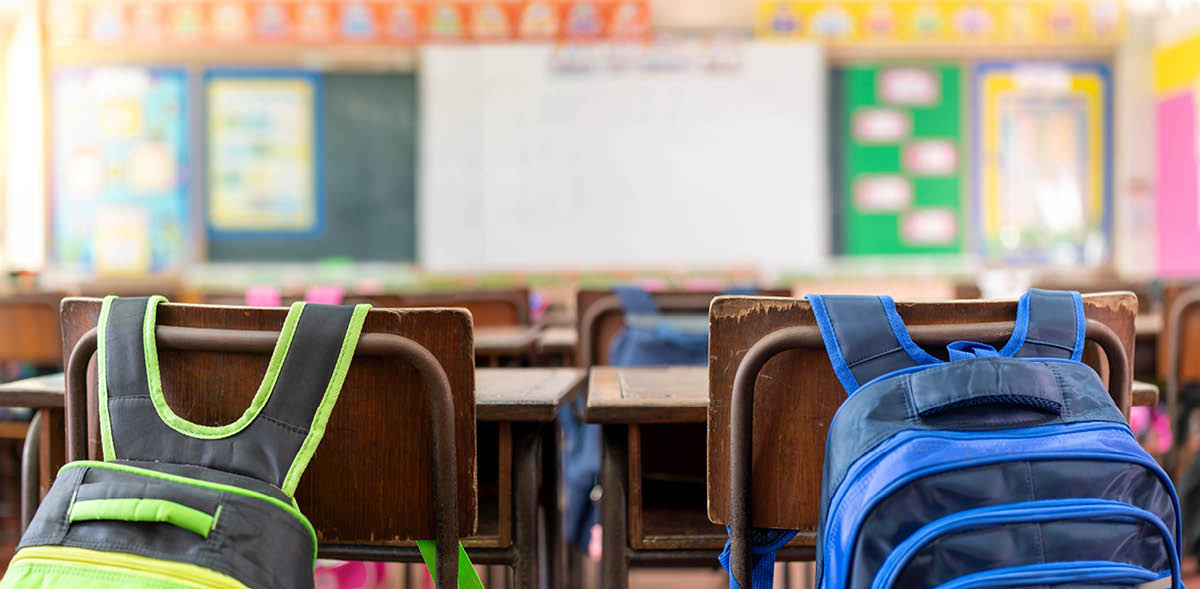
[756,1,1124,45]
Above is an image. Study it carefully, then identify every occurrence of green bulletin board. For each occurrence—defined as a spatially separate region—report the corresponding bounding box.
[840,63,964,256]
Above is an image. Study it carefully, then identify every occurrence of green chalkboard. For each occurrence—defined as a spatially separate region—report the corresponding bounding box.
[839,63,964,256]
[207,72,417,262]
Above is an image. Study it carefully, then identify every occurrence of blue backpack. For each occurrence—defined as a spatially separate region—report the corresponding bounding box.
[562,286,711,552]
[724,289,1182,589]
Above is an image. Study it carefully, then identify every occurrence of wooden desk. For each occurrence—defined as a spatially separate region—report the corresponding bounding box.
[585,366,728,587]
[470,368,585,588]
[0,374,64,409]
[475,326,541,366]
[1133,380,1159,407]
[0,373,67,530]
[536,327,578,366]
[586,366,707,424]
[477,367,586,422]
[1136,313,1163,338]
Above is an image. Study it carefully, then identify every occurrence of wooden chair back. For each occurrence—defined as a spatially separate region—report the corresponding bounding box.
[707,292,1137,533]
[0,293,65,366]
[362,289,530,328]
[59,298,478,552]
[1163,283,1200,386]
[577,288,788,367]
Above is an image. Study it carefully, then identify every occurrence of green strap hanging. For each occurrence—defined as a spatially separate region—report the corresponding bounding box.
[415,540,484,589]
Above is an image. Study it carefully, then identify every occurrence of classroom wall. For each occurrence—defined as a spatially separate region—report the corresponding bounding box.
[2,0,44,272]
[419,41,829,272]
[1113,12,1158,277]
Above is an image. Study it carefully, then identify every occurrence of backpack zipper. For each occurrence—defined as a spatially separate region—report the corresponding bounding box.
[931,560,1165,589]
[869,498,1180,589]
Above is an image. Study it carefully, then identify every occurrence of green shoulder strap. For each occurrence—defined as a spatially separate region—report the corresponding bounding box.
[416,540,484,589]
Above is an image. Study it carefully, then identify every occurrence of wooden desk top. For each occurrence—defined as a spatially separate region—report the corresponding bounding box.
[537,326,578,353]
[585,366,707,424]
[475,368,586,422]
[1132,380,1159,407]
[474,326,541,356]
[0,373,65,409]
[1135,313,1162,338]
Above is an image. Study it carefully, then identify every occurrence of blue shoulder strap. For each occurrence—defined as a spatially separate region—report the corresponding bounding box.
[614,285,660,316]
[806,289,1086,395]
[806,294,937,394]
[999,288,1086,361]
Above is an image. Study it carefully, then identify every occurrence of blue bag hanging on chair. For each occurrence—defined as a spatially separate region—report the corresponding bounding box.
[720,289,1183,589]
[562,286,712,552]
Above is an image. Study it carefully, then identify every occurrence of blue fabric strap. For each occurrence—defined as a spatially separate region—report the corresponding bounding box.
[1008,288,1086,361]
[806,294,932,394]
[614,285,660,315]
[719,528,797,589]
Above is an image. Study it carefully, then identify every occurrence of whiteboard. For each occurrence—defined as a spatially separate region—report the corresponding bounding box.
[419,42,828,272]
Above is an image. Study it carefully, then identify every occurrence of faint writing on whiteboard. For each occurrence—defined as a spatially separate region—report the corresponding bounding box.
[549,36,745,74]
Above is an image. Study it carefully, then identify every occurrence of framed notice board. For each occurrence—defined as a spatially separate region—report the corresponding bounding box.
[836,63,965,256]
[52,67,191,275]
[205,71,417,262]
[974,61,1111,266]
[206,70,321,237]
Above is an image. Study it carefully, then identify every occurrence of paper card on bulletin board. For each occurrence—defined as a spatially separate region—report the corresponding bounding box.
[206,72,321,237]
[52,67,189,275]
[840,63,964,256]
[973,62,1111,266]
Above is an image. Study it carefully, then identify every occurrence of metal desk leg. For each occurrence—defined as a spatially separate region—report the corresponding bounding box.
[540,422,564,589]
[601,425,628,589]
[512,423,541,588]
[20,410,43,533]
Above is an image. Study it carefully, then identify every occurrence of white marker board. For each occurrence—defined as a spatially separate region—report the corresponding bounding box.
[419,42,828,271]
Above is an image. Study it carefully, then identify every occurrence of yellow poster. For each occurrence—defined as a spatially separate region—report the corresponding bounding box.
[206,74,318,234]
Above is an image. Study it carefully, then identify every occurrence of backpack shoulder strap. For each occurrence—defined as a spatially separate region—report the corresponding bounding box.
[99,295,370,493]
[805,294,939,394]
[614,285,660,316]
[998,288,1085,361]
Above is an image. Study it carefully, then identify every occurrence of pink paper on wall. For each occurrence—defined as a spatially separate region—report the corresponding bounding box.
[1156,90,1200,276]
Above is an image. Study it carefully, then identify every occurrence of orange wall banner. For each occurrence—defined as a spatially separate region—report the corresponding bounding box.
[47,0,651,47]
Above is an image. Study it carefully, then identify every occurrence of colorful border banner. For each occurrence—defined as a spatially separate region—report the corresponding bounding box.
[756,1,1124,45]
[48,0,651,47]
[972,61,1111,266]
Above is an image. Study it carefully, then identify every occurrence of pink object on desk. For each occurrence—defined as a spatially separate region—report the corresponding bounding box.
[1157,90,1200,276]
[245,286,283,307]
[305,285,346,305]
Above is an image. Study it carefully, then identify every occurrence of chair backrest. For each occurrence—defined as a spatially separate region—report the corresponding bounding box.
[577,288,788,367]
[59,298,477,546]
[1163,284,1200,387]
[363,289,531,328]
[0,293,64,366]
[706,292,1137,532]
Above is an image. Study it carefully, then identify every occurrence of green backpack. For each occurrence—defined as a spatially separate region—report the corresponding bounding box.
[2,296,368,589]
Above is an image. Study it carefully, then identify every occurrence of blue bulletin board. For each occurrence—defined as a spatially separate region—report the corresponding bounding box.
[52,67,191,274]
